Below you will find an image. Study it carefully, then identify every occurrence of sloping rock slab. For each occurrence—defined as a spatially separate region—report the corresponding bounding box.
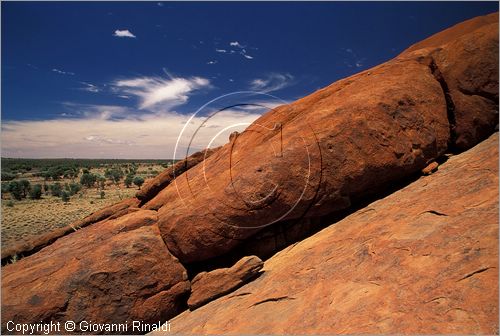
[153,133,498,335]
[188,256,263,310]
[2,211,190,334]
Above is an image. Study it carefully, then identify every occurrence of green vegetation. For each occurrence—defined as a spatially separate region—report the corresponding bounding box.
[61,191,70,203]
[124,174,134,188]
[133,176,145,189]
[29,184,43,199]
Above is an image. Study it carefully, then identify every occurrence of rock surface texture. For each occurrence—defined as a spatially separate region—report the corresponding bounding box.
[153,133,499,335]
[1,13,498,334]
[188,256,263,310]
[2,211,190,333]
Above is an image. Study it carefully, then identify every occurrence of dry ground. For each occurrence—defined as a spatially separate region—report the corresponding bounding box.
[1,163,165,251]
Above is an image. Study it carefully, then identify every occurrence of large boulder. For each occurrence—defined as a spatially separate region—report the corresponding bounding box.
[150,13,498,264]
[1,211,190,334]
[153,132,499,335]
[400,13,499,150]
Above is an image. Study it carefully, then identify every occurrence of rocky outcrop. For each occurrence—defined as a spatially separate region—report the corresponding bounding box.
[153,133,499,335]
[150,12,498,264]
[188,256,263,310]
[2,211,190,334]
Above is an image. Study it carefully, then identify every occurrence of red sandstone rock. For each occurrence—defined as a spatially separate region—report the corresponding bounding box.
[151,13,498,264]
[422,161,439,175]
[1,211,189,334]
[152,133,499,335]
[188,256,263,310]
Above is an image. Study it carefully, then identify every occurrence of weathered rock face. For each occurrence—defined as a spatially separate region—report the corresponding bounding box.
[188,256,263,310]
[150,13,498,264]
[2,211,190,334]
[154,133,499,335]
[400,13,499,150]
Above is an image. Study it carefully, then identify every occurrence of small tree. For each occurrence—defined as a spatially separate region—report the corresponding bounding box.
[98,175,106,190]
[80,173,96,188]
[8,181,22,200]
[29,184,43,199]
[19,179,31,198]
[61,191,70,203]
[105,168,124,185]
[100,191,105,199]
[133,176,144,189]
[124,175,134,188]
[68,182,81,196]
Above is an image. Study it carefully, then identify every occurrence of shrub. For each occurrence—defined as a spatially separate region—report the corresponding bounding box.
[50,183,63,197]
[80,173,97,188]
[133,176,144,189]
[19,179,31,198]
[100,191,105,199]
[124,174,134,188]
[29,184,43,199]
[105,168,124,185]
[8,181,23,200]
[68,182,82,196]
[61,191,70,203]
[1,171,17,181]
[6,200,14,207]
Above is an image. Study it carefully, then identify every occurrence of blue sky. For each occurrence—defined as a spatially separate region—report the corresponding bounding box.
[2,1,497,158]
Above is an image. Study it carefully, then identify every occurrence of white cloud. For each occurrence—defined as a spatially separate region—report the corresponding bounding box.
[157,2,164,6]
[113,29,136,38]
[215,48,227,53]
[1,110,262,159]
[52,68,75,75]
[113,75,210,110]
[249,73,294,93]
[243,54,254,60]
[207,60,217,65]
[79,81,100,93]
[229,41,243,48]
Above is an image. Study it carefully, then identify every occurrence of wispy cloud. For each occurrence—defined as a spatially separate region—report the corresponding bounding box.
[207,60,217,65]
[229,41,243,48]
[79,81,100,93]
[215,48,227,53]
[113,75,210,109]
[113,29,136,38]
[249,73,294,93]
[52,68,75,75]
[341,47,366,68]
